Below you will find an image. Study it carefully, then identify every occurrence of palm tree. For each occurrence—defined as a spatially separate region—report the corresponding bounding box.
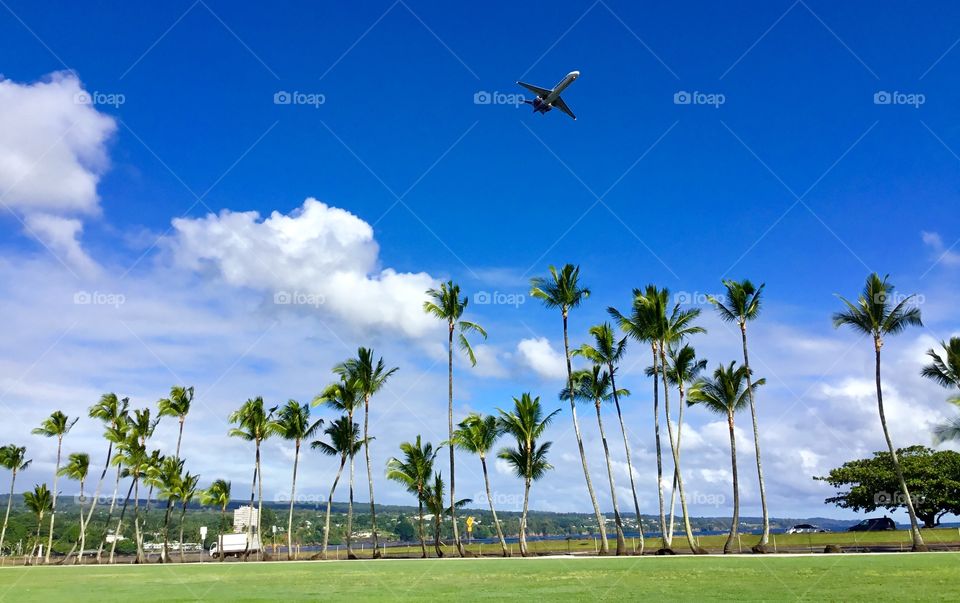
[228,397,274,561]
[688,362,765,553]
[312,416,363,559]
[386,436,439,557]
[423,280,487,557]
[32,410,78,563]
[158,386,194,460]
[156,455,184,562]
[107,432,144,563]
[664,343,707,544]
[921,337,960,443]
[0,444,31,556]
[269,399,322,560]
[561,365,629,555]
[124,409,159,563]
[833,273,926,550]
[88,394,129,563]
[573,323,644,553]
[452,413,509,557]
[57,452,90,562]
[174,471,199,562]
[708,279,770,551]
[313,378,362,557]
[201,479,231,562]
[497,393,559,556]
[530,264,609,554]
[23,484,52,562]
[421,472,471,557]
[609,288,668,542]
[334,347,398,558]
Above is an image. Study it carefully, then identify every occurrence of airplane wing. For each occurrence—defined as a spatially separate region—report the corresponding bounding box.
[516,81,552,97]
[552,95,577,120]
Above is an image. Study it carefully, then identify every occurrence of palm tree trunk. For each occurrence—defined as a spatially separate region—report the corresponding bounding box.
[322,457,345,559]
[520,475,531,557]
[45,437,62,564]
[668,381,688,543]
[79,441,113,565]
[347,445,356,558]
[287,441,300,560]
[874,340,925,549]
[133,479,144,563]
[650,344,667,547]
[660,343,701,554]
[609,367,643,554]
[0,469,16,556]
[244,449,257,561]
[724,411,739,554]
[363,394,381,558]
[740,323,770,549]
[97,463,122,563]
[481,456,509,557]
[256,443,264,561]
[596,401,626,555]
[562,310,608,554]
[417,497,427,558]
[109,477,136,563]
[161,497,174,562]
[447,323,464,557]
[178,502,187,562]
[76,479,87,564]
[432,516,443,557]
[175,418,184,460]
[218,506,226,562]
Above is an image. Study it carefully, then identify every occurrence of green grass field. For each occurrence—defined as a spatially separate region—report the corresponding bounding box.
[1,554,959,601]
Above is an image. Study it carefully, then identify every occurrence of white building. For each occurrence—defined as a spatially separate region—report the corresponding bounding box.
[234,505,259,533]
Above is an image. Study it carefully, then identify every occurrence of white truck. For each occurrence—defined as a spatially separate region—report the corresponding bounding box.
[209,533,262,558]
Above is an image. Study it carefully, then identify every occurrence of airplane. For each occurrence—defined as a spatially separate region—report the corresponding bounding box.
[517,70,580,120]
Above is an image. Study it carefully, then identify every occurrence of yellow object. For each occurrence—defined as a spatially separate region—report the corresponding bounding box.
[465,516,475,532]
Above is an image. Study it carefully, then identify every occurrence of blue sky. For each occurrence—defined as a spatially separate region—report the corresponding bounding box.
[1,0,959,524]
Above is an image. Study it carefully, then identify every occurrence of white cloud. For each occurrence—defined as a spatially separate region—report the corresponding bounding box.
[516,337,567,379]
[23,213,99,275]
[921,231,960,267]
[168,198,440,338]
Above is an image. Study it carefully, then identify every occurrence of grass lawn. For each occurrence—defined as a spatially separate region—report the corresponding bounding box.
[2,554,959,601]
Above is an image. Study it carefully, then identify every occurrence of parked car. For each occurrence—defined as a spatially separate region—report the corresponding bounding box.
[847,517,896,532]
[787,523,827,534]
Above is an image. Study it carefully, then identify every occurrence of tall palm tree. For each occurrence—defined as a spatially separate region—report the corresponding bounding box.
[921,337,960,443]
[228,397,274,561]
[201,479,231,562]
[833,273,926,550]
[88,394,129,563]
[174,471,199,562]
[32,410,78,563]
[452,413,510,557]
[530,264,609,554]
[423,280,487,557]
[334,347,398,558]
[386,436,439,558]
[158,386,194,460]
[609,288,668,542]
[107,432,144,563]
[57,452,90,562]
[664,343,707,544]
[269,399,322,560]
[123,409,159,563]
[497,393,559,556]
[156,455,184,562]
[313,378,362,557]
[0,444,31,556]
[421,472,471,557]
[688,362,765,554]
[708,279,771,551]
[312,416,363,559]
[561,365,630,555]
[23,483,52,562]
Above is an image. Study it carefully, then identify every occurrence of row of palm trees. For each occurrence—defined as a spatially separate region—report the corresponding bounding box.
[0,269,952,560]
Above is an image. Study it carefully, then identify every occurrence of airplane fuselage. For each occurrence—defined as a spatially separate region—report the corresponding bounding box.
[533,70,579,113]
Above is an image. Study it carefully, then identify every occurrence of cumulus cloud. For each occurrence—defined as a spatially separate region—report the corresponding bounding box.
[168,198,440,338]
[515,336,567,379]
[23,213,98,275]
